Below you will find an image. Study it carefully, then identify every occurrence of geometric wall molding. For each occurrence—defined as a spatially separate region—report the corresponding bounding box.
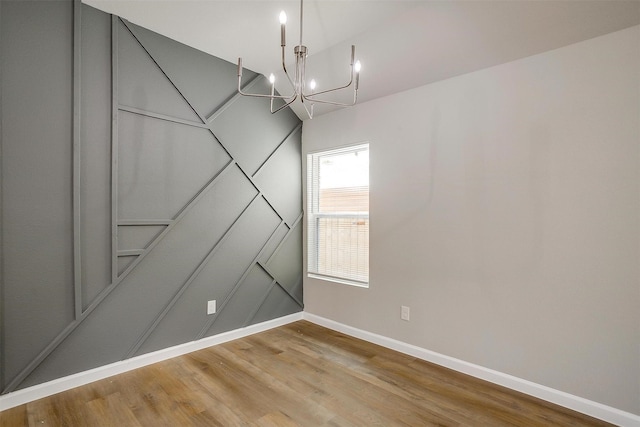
[1,0,302,394]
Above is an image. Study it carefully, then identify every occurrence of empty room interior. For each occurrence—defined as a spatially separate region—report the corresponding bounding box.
[1,0,639,425]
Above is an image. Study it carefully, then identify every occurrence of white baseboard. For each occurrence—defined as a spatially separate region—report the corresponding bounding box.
[0,312,303,412]
[303,312,640,427]
[3,310,638,426]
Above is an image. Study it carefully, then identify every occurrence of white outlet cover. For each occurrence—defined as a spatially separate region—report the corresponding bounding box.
[401,305,410,321]
[207,300,216,315]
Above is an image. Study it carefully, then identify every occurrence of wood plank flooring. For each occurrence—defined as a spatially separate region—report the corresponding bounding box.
[0,321,612,426]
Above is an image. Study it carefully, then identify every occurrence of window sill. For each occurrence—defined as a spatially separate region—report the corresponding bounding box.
[307,273,369,288]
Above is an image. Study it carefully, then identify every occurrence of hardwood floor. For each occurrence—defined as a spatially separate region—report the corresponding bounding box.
[1,321,612,426]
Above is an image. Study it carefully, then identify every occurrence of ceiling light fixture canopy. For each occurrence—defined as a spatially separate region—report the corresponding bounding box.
[236,0,361,119]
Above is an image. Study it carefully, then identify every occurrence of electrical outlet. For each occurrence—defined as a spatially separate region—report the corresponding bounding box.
[207,300,216,315]
[401,305,410,321]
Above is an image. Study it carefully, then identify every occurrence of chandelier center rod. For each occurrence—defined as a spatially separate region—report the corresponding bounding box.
[299,0,304,47]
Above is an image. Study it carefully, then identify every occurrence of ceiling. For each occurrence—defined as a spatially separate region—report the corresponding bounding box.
[83,0,640,120]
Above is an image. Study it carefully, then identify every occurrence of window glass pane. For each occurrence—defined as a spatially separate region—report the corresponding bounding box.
[307,143,369,286]
[319,148,369,213]
[319,149,368,186]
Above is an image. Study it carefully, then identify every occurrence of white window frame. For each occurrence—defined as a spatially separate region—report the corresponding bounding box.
[307,143,369,288]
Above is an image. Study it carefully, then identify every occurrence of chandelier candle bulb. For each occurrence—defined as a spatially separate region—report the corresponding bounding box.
[269,73,276,97]
[280,11,287,46]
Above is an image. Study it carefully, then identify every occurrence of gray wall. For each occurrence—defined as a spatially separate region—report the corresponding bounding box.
[1,0,302,393]
[303,25,640,415]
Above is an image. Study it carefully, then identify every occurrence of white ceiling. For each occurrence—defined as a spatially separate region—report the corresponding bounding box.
[83,0,640,120]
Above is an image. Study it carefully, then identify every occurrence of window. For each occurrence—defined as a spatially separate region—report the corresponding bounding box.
[307,143,369,287]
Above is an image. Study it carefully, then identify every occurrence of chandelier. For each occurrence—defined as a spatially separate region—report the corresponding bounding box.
[236,0,361,119]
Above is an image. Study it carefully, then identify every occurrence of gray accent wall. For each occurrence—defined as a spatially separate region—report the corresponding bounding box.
[1,0,302,393]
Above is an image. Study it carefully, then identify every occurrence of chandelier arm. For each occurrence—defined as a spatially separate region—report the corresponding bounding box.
[237,77,295,100]
[303,45,357,98]
[301,91,358,107]
[271,94,299,114]
[281,47,297,91]
[303,78,353,98]
[237,59,296,100]
[301,98,314,119]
